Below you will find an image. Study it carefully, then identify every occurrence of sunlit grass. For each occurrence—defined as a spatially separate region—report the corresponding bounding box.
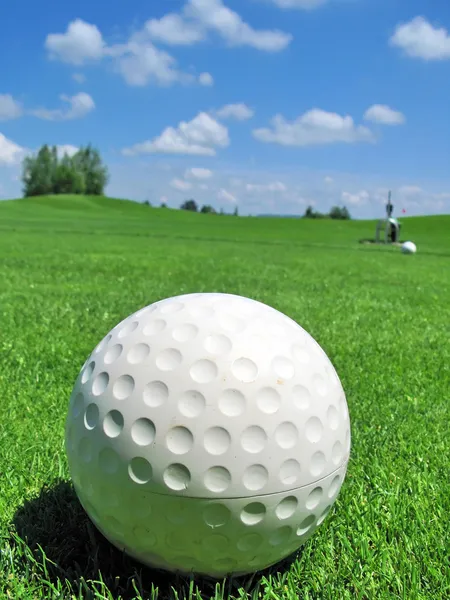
[1,196,449,599]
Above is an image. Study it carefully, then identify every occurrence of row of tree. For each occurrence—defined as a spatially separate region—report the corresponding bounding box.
[22,144,109,197]
[180,199,238,216]
[178,200,350,219]
[303,205,351,220]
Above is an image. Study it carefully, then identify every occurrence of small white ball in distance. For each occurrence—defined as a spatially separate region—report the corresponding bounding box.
[65,293,351,578]
[401,241,417,254]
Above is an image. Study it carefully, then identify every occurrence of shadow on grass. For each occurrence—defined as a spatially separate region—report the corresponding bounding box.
[11,480,301,600]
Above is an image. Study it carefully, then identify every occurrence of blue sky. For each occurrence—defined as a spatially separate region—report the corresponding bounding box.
[1,0,449,217]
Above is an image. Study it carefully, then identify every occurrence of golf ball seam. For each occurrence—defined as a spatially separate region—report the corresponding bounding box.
[72,463,347,576]
[70,385,350,497]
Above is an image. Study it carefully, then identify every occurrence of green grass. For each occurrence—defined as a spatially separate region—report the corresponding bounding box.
[0,195,449,600]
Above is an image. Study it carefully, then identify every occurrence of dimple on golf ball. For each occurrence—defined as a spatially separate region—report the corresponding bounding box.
[65,293,351,577]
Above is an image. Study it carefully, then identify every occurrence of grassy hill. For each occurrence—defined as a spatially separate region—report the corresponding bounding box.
[1,194,449,254]
[1,194,449,600]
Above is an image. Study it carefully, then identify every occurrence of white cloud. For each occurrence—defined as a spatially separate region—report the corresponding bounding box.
[341,190,370,205]
[390,16,450,60]
[0,91,94,123]
[364,104,405,125]
[0,133,27,166]
[324,176,333,184]
[199,183,209,190]
[216,102,254,120]
[145,0,292,52]
[217,188,238,204]
[31,92,95,121]
[185,0,292,51]
[267,0,327,8]
[45,19,105,65]
[133,0,293,52]
[185,167,213,179]
[45,19,202,87]
[253,109,374,146]
[113,40,193,87]
[72,72,86,83]
[145,13,205,45]
[57,144,79,158]
[245,181,287,192]
[122,111,229,156]
[142,0,292,52]
[199,72,214,86]
[170,178,193,191]
[45,3,290,90]
[0,94,23,120]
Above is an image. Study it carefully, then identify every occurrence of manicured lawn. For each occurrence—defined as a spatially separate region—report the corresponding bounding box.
[1,196,449,599]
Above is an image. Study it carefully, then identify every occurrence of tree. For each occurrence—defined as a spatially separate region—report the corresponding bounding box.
[341,206,351,220]
[302,204,351,220]
[22,145,56,197]
[21,144,109,197]
[143,200,151,206]
[180,199,198,212]
[72,145,108,195]
[329,205,351,220]
[53,154,85,194]
[233,206,239,216]
[200,204,216,214]
[304,205,314,219]
[302,205,326,219]
[160,202,167,208]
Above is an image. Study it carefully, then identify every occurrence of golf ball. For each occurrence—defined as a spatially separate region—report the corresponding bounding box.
[66,293,351,577]
[401,241,417,254]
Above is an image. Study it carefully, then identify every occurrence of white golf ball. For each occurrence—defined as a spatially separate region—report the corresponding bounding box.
[66,293,351,577]
[401,241,417,254]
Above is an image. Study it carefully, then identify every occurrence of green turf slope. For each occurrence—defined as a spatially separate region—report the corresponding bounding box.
[0,195,449,600]
[1,194,449,253]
